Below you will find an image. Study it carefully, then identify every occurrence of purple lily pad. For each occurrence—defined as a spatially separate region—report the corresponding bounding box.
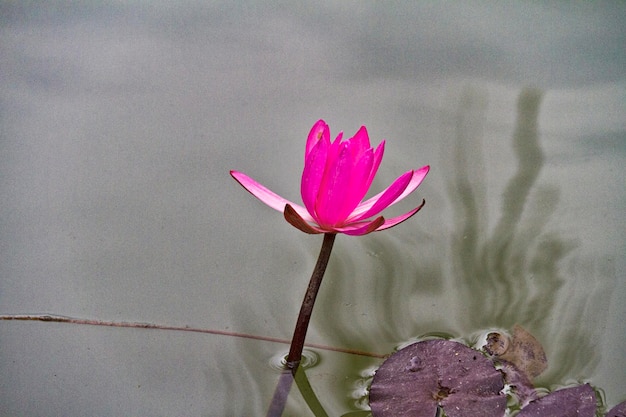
[498,361,539,407]
[369,339,506,417]
[606,400,626,417]
[517,384,596,417]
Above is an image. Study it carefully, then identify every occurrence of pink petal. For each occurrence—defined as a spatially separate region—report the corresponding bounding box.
[364,140,385,191]
[336,148,374,221]
[349,170,413,221]
[387,165,429,207]
[315,141,354,225]
[231,170,314,222]
[284,204,325,234]
[375,199,426,231]
[324,131,344,173]
[301,138,329,219]
[350,165,429,220]
[347,126,371,159]
[305,120,328,158]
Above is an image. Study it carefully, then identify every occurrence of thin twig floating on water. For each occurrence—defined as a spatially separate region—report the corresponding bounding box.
[0,314,386,359]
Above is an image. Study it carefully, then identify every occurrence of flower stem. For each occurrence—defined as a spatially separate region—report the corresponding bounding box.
[286,232,336,369]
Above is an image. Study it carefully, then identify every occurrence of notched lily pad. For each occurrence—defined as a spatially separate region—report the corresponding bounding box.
[606,400,626,417]
[498,360,539,407]
[517,384,596,417]
[369,339,506,417]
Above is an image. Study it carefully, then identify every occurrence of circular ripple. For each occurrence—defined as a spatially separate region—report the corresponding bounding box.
[268,349,320,372]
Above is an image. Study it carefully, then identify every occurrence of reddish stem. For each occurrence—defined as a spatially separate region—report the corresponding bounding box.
[285,232,336,369]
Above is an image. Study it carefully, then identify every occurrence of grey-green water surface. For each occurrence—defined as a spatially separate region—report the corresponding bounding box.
[1,2,624,416]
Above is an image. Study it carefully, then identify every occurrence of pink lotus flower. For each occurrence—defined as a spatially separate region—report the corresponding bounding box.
[231,120,429,236]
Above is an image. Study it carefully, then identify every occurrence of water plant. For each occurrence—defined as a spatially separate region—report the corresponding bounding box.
[231,120,429,370]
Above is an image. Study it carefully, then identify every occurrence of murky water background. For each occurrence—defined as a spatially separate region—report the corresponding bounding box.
[1,2,624,416]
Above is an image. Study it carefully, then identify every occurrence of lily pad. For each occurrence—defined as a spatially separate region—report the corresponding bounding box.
[500,361,540,408]
[369,339,506,417]
[606,400,626,417]
[517,384,596,417]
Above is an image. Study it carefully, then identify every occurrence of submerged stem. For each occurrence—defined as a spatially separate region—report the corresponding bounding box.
[266,233,336,417]
[286,232,336,369]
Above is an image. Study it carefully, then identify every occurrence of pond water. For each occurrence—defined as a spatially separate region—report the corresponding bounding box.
[1,2,624,416]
